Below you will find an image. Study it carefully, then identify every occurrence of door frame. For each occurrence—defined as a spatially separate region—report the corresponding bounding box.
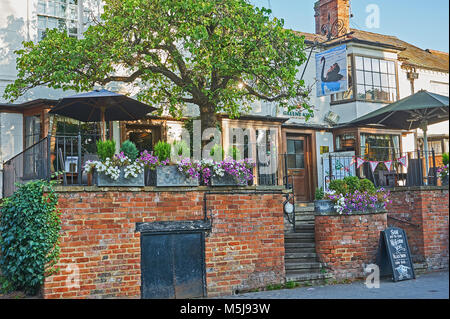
[281,128,317,202]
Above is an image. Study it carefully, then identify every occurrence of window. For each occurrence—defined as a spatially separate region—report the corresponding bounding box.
[355,56,397,103]
[335,133,356,151]
[25,115,41,148]
[360,133,400,161]
[331,55,354,102]
[37,0,79,40]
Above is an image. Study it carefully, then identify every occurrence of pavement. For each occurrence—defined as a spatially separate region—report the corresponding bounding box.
[218,271,449,299]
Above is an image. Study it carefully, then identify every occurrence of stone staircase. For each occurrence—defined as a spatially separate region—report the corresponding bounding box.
[284,203,333,284]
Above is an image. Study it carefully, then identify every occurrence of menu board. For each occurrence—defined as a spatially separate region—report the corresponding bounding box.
[376,227,415,282]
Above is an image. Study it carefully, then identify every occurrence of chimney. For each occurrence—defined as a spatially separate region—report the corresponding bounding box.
[314,0,350,37]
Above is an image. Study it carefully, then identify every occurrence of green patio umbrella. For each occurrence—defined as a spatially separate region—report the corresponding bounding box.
[343,90,449,181]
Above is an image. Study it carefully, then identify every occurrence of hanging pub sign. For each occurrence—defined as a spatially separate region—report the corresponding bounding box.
[315,44,348,97]
[376,227,416,282]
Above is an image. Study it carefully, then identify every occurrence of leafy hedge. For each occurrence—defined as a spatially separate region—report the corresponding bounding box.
[0,180,61,295]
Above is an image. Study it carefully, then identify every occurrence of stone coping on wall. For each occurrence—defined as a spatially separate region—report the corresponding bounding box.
[389,185,448,192]
[52,185,290,194]
[315,210,387,217]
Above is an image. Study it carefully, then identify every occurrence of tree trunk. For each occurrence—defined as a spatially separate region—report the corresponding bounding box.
[199,104,219,154]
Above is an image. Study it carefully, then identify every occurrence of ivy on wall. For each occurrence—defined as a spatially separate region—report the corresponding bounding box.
[0,180,61,295]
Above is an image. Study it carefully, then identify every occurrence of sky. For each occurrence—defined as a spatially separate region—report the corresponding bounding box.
[249,0,450,53]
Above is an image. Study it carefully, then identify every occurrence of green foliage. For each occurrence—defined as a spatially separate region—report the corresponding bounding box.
[154,141,171,162]
[3,0,311,130]
[315,187,324,200]
[0,180,61,295]
[120,140,139,161]
[328,179,348,195]
[343,176,361,193]
[442,153,449,166]
[96,139,116,161]
[210,144,224,161]
[360,179,376,194]
[172,140,190,158]
[227,146,242,160]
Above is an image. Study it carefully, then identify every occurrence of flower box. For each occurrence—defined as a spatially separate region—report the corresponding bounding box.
[210,173,248,186]
[155,165,199,187]
[314,199,335,214]
[94,168,144,187]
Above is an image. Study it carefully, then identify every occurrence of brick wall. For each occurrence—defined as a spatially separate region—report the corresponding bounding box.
[315,212,387,280]
[43,187,286,299]
[386,186,449,270]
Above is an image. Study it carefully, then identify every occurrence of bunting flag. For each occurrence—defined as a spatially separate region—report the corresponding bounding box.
[369,161,380,173]
[384,160,393,171]
[398,156,408,169]
[356,157,366,169]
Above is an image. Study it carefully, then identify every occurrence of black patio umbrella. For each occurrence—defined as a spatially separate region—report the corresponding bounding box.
[344,89,449,177]
[49,89,157,140]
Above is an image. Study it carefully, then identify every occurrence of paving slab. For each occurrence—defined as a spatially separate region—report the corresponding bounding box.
[216,271,449,299]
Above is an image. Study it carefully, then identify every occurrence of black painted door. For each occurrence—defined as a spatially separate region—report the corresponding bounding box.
[141,232,205,299]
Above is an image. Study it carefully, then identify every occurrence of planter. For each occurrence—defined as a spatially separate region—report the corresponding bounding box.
[314,199,335,214]
[94,168,144,187]
[155,165,199,187]
[442,175,449,186]
[210,174,247,186]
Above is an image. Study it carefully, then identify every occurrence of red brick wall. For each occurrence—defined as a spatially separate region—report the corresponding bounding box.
[315,212,387,279]
[315,0,350,35]
[43,188,285,299]
[386,187,449,270]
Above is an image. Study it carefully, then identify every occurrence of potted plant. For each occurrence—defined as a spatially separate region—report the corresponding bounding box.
[84,140,145,186]
[209,157,255,186]
[438,153,449,186]
[314,187,335,214]
[152,141,199,187]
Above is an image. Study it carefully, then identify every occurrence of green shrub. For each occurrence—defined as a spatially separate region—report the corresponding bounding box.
[96,139,116,161]
[0,180,61,295]
[328,179,348,195]
[360,178,376,194]
[120,140,139,161]
[210,144,224,161]
[315,187,324,200]
[442,153,449,166]
[154,141,171,162]
[343,176,361,193]
[172,140,190,158]
[227,146,242,160]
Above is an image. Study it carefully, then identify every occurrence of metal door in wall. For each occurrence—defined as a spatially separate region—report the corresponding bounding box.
[141,232,205,299]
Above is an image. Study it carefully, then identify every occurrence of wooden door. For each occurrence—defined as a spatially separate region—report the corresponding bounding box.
[286,136,310,202]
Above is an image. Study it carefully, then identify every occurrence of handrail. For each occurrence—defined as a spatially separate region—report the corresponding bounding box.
[3,136,49,166]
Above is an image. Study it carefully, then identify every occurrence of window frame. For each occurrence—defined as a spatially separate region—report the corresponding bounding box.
[37,0,79,41]
[331,53,400,105]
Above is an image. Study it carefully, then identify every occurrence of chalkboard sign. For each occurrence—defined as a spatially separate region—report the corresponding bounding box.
[376,227,415,282]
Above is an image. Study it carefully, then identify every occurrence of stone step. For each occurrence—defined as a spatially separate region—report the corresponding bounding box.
[285,257,318,263]
[284,247,316,254]
[285,252,317,259]
[294,215,315,222]
[285,262,323,271]
[285,232,315,239]
[285,271,333,284]
[284,242,315,249]
[285,237,315,244]
[293,224,315,232]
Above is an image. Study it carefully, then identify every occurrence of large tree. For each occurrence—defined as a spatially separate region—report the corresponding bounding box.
[4,0,311,133]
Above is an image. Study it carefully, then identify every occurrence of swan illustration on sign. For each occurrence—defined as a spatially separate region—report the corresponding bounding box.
[316,45,348,97]
[390,238,407,254]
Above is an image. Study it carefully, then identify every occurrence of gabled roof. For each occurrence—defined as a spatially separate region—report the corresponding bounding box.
[294,28,449,73]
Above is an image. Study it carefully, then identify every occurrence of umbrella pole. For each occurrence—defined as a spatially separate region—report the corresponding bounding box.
[101,107,106,141]
[421,122,430,185]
